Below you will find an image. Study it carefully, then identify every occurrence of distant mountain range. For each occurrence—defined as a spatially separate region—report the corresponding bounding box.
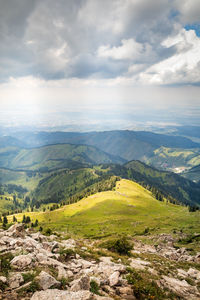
[0,129,200,214]
[1,130,200,160]
[0,143,124,171]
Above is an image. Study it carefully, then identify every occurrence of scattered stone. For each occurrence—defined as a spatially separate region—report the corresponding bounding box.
[160,275,199,299]
[117,286,133,295]
[57,266,68,280]
[70,275,90,292]
[0,276,7,284]
[8,273,24,289]
[37,271,59,290]
[129,258,151,270]
[61,239,76,249]
[177,269,188,278]
[187,268,200,280]
[81,247,88,251]
[109,271,120,286]
[10,254,32,269]
[7,223,25,238]
[0,225,200,299]
[31,289,93,300]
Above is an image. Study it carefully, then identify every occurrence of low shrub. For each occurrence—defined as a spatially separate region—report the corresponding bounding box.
[25,280,40,293]
[22,272,35,283]
[0,252,14,275]
[59,277,68,289]
[100,236,132,255]
[45,228,52,235]
[59,248,75,261]
[90,280,100,295]
[126,268,165,300]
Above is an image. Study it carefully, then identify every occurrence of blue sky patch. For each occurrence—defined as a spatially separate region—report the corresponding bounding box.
[185,24,200,37]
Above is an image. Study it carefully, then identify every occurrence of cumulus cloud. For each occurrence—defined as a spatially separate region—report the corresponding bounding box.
[0,0,199,85]
[97,39,144,60]
[138,29,200,85]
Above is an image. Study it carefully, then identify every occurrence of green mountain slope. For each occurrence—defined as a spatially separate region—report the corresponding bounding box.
[0,144,124,171]
[0,146,21,168]
[146,146,200,171]
[28,160,200,208]
[121,161,200,206]
[9,179,200,238]
[182,164,200,183]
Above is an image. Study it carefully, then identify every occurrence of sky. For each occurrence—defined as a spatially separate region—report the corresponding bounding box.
[0,0,200,131]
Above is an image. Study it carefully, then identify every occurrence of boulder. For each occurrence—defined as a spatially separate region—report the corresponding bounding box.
[37,271,59,290]
[7,223,24,236]
[57,266,68,280]
[177,269,188,278]
[31,232,48,243]
[187,268,200,280]
[129,258,151,270]
[117,286,133,295]
[8,273,24,289]
[31,289,93,300]
[109,271,120,286]
[70,275,90,292]
[36,253,67,268]
[10,254,33,269]
[0,276,7,284]
[61,239,76,249]
[160,275,199,299]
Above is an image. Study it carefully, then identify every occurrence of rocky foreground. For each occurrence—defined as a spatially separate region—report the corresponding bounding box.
[0,224,200,299]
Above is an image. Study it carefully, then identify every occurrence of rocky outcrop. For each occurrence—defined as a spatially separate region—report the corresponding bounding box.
[0,225,199,300]
[159,275,199,299]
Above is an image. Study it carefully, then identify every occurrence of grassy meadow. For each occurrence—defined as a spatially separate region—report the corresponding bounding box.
[8,179,200,244]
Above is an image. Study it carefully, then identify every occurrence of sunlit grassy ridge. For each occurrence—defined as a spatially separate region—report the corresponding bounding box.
[9,179,200,239]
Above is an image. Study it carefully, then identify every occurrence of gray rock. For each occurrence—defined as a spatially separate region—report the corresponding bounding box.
[71,275,90,292]
[10,254,33,269]
[117,286,133,295]
[36,253,67,269]
[0,276,7,284]
[31,232,48,243]
[61,239,76,249]
[160,275,199,299]
[177,269,188,278]
[31,289,93,300]
[187,268,200,280]
[7,223,24,235]
[57,266,68,280]
[129,258,151,270]
[8,273,24,289]
[109,271,120,286]
[37,271,59,290]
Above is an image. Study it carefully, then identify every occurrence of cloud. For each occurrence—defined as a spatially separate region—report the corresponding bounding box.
[0,0,199,85]
[177,0,200,24]
[138,29,200,85]
[97,39,144,60]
